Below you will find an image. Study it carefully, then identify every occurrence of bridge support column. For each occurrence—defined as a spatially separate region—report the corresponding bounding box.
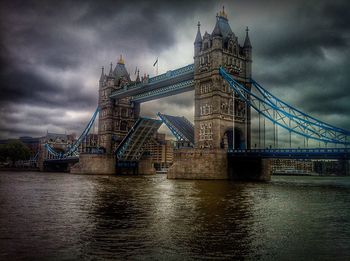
[167,148,228,179]
[138,157,156,175]
[228,156,272,181]
[70,154,116,175]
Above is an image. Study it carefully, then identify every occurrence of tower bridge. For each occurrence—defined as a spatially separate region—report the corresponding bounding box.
[42,7,350,178]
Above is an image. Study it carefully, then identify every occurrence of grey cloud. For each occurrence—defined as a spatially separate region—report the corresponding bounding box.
[1,0,350,141]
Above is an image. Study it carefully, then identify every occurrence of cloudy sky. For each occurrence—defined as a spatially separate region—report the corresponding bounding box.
[1,0,349,145]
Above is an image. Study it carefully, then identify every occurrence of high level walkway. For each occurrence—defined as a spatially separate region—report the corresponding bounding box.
[110,64,194,103]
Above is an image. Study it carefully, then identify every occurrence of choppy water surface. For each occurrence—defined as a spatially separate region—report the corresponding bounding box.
[1,172,350,260]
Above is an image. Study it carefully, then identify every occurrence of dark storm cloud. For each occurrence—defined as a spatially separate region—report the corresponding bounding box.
[247,0,350,130]
[0,0,350,139]
[0,0,214,138]
[0,59,96,109]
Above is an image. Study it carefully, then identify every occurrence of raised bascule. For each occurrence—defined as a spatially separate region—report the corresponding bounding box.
[42,8,350,179]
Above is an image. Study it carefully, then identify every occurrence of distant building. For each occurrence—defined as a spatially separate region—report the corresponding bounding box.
[0,136,41,158]
[272,159,314,175]
[40,132,76,159]
[144,133,174,170]
[79,133,99,153]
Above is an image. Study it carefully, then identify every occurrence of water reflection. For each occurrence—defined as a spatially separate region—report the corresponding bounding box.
[0,172,350,260]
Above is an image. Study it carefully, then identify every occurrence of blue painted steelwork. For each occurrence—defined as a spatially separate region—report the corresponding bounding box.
[228,148,350,159]
[32,151,39,161]
[219,67,350,146]
[251,80,350,135]
[44,156,79,163]
[116,117,162,161]
[131,80,194,103]
[65,107,100,156]
[45,107,100,159]
[148,64,194,84]
[45,143,61,158]
[110,64,194,101]
[157,112,195,145]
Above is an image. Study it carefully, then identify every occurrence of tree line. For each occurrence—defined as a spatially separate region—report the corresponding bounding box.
[0,140,31,165]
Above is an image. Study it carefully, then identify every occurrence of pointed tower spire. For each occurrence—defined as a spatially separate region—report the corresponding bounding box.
[136,69,140,82]
[99,66,105,82]
[212,16,222,37]
[244,26,252,48]
[219,5,227,19]
[109,62,113,76]
[118,54,125,65]
[194,21,202,44]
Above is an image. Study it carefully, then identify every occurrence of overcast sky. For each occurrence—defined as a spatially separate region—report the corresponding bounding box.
[1,0,349,145]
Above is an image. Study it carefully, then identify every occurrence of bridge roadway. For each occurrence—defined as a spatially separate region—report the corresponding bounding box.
[45,148,350,164]
[44,157,79,163]
[109,64,194,102]
[228,148,350,160]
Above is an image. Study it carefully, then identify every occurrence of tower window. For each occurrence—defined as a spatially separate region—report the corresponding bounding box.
[203,42,209,50]
[121,121,127,131]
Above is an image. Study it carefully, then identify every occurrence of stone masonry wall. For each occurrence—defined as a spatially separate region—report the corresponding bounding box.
[167,148,228,179]
[70,154,115,175]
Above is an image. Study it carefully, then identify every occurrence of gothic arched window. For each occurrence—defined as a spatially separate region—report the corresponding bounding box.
[121,121,127,131]
[121,108,127,118]
[234,45,237,55]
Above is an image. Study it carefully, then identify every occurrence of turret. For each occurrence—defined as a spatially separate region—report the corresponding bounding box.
[243,27,252,51]
[243,27,252,78]
[108,62,114,77]
[135,69,140,83]
[99,66,105,87]
[113,54,131,86]
[212,16,222,37]
[194,21,202,56]
[211,7,232,51]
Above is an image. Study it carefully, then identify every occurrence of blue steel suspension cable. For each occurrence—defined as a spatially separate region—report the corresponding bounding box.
[219,67,350,145]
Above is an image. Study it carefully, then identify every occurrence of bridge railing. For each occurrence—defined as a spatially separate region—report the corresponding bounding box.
[131,79,194,102]
[111,64,194,96]
[219,67,350,146]
[44,107,100,159]
[228,148,350,154]
[148,64,194,84]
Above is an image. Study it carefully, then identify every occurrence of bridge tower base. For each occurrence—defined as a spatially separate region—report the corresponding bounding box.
[228,157,272,181]
[167,148,228,179]
[70,154,116,175]
[168,149,271,181]
[138,157,157,175]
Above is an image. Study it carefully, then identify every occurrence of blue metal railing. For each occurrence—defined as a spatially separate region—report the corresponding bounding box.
[228,148,350,159]
[45,107,100,159]
[110,64,194,98]
[219,67,350,146]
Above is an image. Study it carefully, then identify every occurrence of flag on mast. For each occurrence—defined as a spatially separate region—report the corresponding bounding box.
[153,58,158,67]
[153,57,159,75]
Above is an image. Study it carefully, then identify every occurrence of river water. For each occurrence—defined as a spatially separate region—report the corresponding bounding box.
[0,172,349,260]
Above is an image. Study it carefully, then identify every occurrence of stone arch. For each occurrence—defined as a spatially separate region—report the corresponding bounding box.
[223,127,245,150]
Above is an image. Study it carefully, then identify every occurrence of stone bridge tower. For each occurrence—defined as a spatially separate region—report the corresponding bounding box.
[193,7,252,150]
[71,56,141,175]
[98,56,140,154]
[168,8,253,179]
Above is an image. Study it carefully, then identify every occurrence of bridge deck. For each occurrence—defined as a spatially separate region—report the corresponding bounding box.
[228,148,350,159]
[116,117,162,161]
[158,113,194,144]
[110,64,194,102]
[44,157,79,163]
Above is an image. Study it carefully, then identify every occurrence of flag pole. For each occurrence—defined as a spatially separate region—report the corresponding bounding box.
[156,58,159,76]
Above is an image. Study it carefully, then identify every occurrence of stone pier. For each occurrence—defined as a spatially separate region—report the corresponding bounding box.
[167,148,228,179]
[70,154,116,175]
